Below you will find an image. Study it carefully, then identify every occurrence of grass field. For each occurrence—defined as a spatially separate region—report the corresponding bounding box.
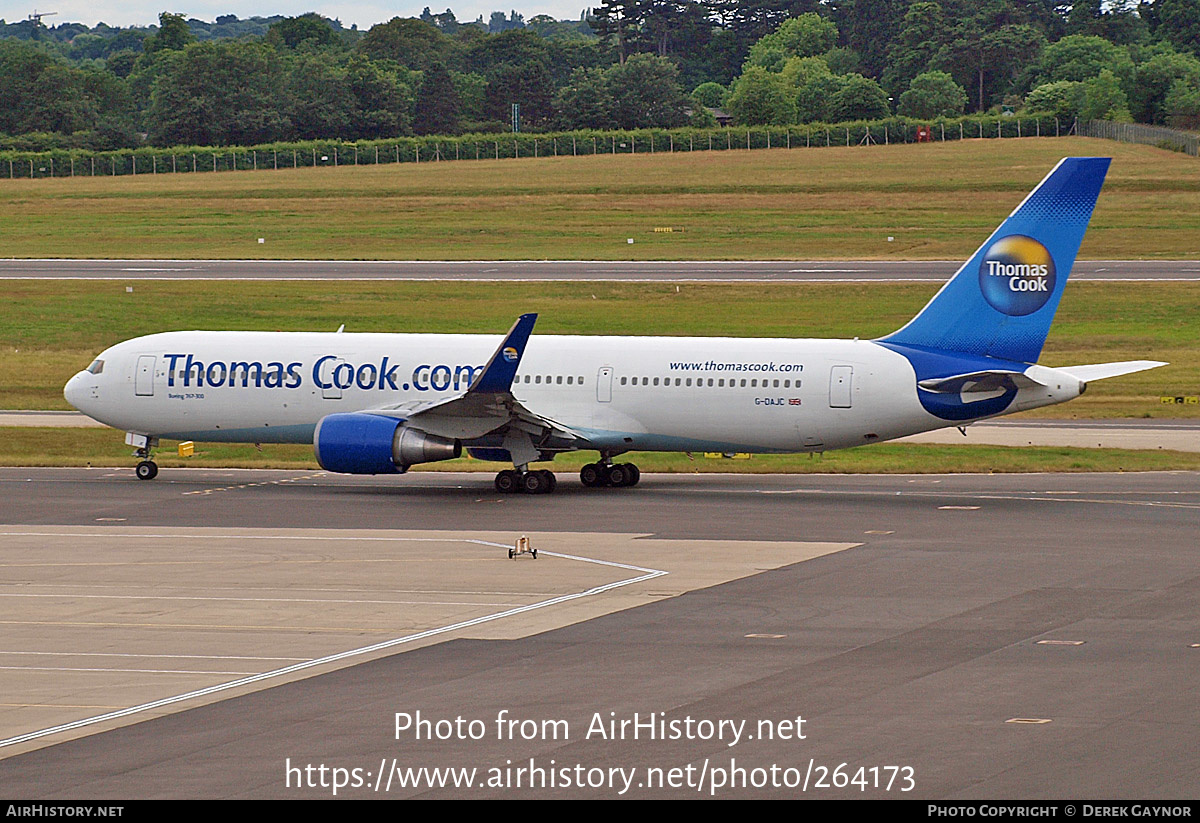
[2,138,1196,471]
[5,427,1199,474]
[0,138,1198,260]
[2,280,1194,416]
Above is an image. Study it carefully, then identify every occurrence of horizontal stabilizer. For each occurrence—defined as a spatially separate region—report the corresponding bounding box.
[918,370,1045,394]
[1057,360,1168,383]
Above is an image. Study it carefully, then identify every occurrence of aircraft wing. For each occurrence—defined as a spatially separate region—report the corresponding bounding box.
[362,313,584,443]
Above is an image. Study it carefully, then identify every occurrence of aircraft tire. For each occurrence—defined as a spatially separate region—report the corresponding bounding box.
[495,470,519,494]
[521,471,548,494]
[135,460,158,481]
[607,464,631,488]
[625,464,640,487]
[580,463,604,487]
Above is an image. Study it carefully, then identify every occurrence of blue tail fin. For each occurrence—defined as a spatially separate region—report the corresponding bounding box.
[880,157,1110,364]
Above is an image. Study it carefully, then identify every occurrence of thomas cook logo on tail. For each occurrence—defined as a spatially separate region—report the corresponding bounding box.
[978,235,1056,316]
[502,346,519,362]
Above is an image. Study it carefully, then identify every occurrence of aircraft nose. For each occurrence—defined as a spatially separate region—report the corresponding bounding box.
[63,372,88,410]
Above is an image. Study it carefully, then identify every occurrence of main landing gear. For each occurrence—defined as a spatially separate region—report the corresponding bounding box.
[494,468,557,495]
[579,461,640,489]
[492,459,641,494]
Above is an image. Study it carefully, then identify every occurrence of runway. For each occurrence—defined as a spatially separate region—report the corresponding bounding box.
[1,467,1198,798]
[3,259,1200,282]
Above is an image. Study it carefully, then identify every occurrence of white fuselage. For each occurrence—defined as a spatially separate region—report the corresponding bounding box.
[64,330,1084,455]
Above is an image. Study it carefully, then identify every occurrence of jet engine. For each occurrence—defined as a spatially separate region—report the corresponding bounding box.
[313,412,460,474]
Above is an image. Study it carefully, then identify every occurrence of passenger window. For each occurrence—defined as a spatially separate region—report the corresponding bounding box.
[535,375,541,384]
[653,377,659,386]
[620,377,626,385]
[567,376,573,385]
[556,376,563,384]
[740,379,747,387]
[686,378,692,386]
[707,379,714,387]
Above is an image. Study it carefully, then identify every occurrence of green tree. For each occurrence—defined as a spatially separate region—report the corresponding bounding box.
[1130,49,1200,123]
[935,18,1047,112]
[357,17,452,70]
[347,57,411,138]
[746,13,838,69]
[1080,69,1131,120]
[692,81,727,108]
[266,14,343,50]
[554,67,613,129]
[884,2,952,92]
[105,48,140,78]
[146,41,289,146]
[606,53,690,129]
[0,40,119,135]
[897,70,967,118]
[779,56,834,122]
[827,73,891,121]
[452,70,489,123]
[143,12,195,55]
[1038,34,1135,87]
[1158,0,1200,56]
[484,59,555,126]
[1024,80,1087,117]
[286,54,353,139]
[834,0,907,79]
[413,63,461,134]
[726,65,794,125]
[1164,77,1200,127]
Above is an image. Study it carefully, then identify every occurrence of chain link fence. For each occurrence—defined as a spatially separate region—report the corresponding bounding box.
[1081,120,1198,157]
[0,115,1080,180]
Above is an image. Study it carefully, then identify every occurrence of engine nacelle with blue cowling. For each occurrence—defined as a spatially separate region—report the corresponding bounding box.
[314,413,461,474]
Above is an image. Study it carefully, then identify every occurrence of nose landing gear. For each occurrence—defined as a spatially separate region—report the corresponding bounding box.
[128,434,160,481]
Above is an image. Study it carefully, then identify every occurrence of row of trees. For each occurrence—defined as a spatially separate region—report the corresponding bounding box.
[0,1,1198,151]
[707,9,1200,128]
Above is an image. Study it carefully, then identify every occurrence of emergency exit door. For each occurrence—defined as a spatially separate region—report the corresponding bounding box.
[135,355,156,396]
[596,367,613,402]
[829,365,853,408]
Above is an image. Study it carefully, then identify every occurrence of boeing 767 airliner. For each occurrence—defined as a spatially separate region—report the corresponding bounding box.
[64,157,1164,493]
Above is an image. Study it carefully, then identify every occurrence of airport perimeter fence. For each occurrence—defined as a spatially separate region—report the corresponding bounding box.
[1080,119,1199,157]
[0,114,1079,180]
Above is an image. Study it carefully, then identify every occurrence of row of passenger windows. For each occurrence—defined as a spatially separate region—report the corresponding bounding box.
[519,374,585,385]
[515,374,799,389]
[620,376,798,388]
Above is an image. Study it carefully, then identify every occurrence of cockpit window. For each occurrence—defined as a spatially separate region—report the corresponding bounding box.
[86,359,104,375]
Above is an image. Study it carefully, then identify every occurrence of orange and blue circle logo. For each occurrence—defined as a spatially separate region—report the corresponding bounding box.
[502,346,519,362]
[978,235,1056,316]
